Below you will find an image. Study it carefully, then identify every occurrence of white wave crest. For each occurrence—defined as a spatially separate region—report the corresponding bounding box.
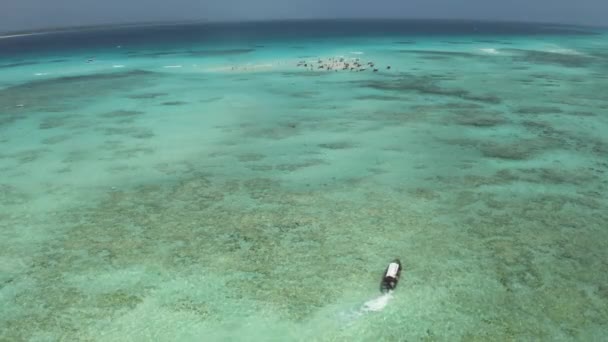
[547,48,583,55]
[479,48,499,54]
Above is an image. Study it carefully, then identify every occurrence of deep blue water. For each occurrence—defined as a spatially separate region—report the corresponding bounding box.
[0,19,600,57]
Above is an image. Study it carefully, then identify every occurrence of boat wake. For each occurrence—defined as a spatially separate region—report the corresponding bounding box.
[338,292,394,325]
[361,292,393,312]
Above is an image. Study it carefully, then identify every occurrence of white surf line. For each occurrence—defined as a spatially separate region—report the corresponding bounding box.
[112,65,125,68]
[163,65,182,68]
[0,32,50,39]
[34,72,49,76]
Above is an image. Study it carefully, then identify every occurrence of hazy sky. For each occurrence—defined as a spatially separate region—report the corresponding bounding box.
[2,0,607,32]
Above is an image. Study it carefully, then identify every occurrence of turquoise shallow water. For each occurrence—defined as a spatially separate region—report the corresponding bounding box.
[1,21,608,340]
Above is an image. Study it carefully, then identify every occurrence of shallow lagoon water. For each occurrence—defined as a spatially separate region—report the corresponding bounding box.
[1,20,607,340]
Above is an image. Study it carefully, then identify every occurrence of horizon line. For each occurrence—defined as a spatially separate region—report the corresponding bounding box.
[1,17,602,36]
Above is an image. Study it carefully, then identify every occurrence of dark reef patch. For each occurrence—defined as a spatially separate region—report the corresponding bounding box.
[0,183,30,205]
[398,49,479,58]
[480,143,534,160]
[0,61,39,69]
[516,106,564,115]
[126,50,180,58]
[0,113,26,127]
[474,39,503,44]
[187,48,255,57]
[247,164,274,171]
[0,70,159,114]
[591,140,608,156]
[421,55,450,61]
[242,122,303,140]
[7,148,50,164]
[126,92,167,99]
[464,94,502,104]
[521,119,608,158]
[408,187,441,200]
[110,146,155,159]
[286,91,321,99]
[61,150,89,164]
[445,137,558,161]
[355,76,502,104]
[506,49,595,68]
[355,94,405,101]
[318,142,355,150]
[38,115,78,130]
[99,110,144,119]
[370,109,428,124]
[200,96,223,103]
[275,159,326,172]
[443,102,484,109]
[450,110,507,127]
[441,41,473,45]
[478,139,552,160]
[528,73,559,81]
[569,111,595,117]
[28,70,155,84]
[428,73,459,81]
[236,153,266,162]
[496,168,597,186]
[98,126,155,140]
[161,101,188,106]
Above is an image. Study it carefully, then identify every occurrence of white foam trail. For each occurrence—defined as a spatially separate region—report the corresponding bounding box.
[34,73,49,76]
[361,292,393,312]
[338,291,394,326]
[163,65,182,68]
[113,65,125,68]
[479,48,499,54]
[350,51,364,55]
